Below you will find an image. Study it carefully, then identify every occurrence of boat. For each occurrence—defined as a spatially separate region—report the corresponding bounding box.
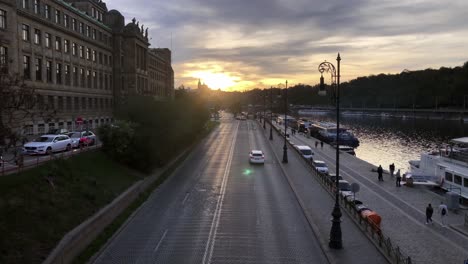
[310,122,360,147]
[408,137,468,200]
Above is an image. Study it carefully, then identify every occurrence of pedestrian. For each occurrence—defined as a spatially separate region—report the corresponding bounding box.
[425,203,433,224]
[389,163,395,177]
[315,141,318,148]
[320,141,323,149]
[395,169,402,187]
[439,201,448,227]
[377,165,383,181]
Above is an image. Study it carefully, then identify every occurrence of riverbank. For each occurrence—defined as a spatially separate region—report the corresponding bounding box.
[0,150,143,263]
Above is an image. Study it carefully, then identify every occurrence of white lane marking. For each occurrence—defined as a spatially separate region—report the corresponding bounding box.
[154,229,168,253]
[182,192,190,205]
[202,122,239,264]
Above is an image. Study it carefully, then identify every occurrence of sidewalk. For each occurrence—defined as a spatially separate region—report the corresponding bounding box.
[261,120,389,264]
[272,121,468,263]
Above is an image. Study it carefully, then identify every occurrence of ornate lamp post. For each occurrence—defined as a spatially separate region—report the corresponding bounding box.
[269,86,274,140]
[282,80,288,163]
[318,53,342,249]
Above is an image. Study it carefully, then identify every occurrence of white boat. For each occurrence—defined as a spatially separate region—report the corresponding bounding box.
[408,137,468,200]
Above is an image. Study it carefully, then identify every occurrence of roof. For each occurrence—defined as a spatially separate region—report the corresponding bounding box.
[296,145,311,150]
[313,160,326,164]
[451,137,468,145]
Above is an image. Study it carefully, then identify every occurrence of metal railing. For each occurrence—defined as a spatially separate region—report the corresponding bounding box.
[1,144,101,176]
[265,118,412,264]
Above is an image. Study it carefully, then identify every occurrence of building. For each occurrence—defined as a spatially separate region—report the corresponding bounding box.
[0,0,174,137]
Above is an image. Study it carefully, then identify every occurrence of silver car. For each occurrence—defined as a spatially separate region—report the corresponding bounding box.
[67,131,97,148]
[23,134,72,155]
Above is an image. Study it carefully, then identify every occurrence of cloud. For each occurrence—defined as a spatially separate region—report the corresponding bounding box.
[108,0,468,90]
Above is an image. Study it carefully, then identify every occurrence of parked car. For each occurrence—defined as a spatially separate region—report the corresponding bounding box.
[312,160,329,174]
[296,145,313,159]
[23,134,72,155]
[67,131,97,148]
[249,150,265,164]
[47,128,69,135]
[338,145,356,156]
[328,173,343,183]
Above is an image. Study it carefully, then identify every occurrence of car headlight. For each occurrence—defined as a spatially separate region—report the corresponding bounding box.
[37,146,45,149]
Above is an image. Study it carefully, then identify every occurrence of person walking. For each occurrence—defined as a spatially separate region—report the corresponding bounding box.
[395,169,402,186]
[389,163,395,177]
[425,203,434,224]
[439,201,448,227]
[320,141,324,149]
[377,165,384,181]
[315,141,318,148]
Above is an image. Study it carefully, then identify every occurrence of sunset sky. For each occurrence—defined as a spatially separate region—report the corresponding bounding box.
[110,0,468,91]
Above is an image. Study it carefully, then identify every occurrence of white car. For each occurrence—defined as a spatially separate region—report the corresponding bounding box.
[23,134,72,155]
[312,160,329,174]
[296,145,314,159]
[67,131,97,148]
[249,150,265,164]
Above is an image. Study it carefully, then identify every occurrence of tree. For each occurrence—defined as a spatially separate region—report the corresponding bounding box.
[0,73,55,151]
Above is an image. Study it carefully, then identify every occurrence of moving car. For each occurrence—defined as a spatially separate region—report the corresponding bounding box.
[67,131,97,148]
[23,134,72,155]
[296,145,314,159]
[338,145,356,156]
[312,160,329,174]
[249,150,265,164]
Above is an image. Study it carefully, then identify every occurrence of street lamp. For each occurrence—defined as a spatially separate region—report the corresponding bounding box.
[263,89,266,129]
[318,53,342,249]
[282,80,288,163]
[269,86,273,140]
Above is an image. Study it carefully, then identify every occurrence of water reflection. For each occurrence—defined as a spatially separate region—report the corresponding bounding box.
[309,114,468,173]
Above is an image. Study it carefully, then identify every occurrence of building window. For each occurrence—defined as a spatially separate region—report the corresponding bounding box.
[72,43,77,56]
[82,97,86,110]
[88,97,92,109]
[33,0,40,14]
[46,60,52,82]
[454,175,462,185]
[99,72,103,89]
[86,25,90,37]
[92,28,96,40]
[464,178,468,187]
[66,97,71,111]
[55,10,60,24]
[35,58,42,81]
[63,14,69,27]
[74,97,79,110]
[91,7,96,18]
[98,52,102,64]
[23,55,31,79]
[45,33,51,48]
[64,39,69,53]
[22,24,30,41]
[93,71,97,88]
[79,22,83,34]
[0,46,7,70]
[56,63,61,84]
[73,66,77,86]
[58,96,63,110]
[22,0,29,9]
[64,65,70,85]
[87,70,91,88]
[92,50,96,62]
[38,124,45,134]
[104,74,108,90]
[80,68,85,87]
[445,172,453,182]
[79,45,84,58]
[86,48,90,60]
[44,4,50,19]
[34,29,41,45]
[72,18,76,31]
[55,36,61,51]
[0,9,6,29]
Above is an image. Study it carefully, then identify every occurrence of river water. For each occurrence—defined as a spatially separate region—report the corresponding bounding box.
[304,114,468,173]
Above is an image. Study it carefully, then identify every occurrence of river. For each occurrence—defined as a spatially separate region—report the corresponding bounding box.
[303,113,468,173]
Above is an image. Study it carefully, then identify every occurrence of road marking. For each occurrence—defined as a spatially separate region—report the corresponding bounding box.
[202,122,239,264]
[182,192,190,205]
[154,229,168,253]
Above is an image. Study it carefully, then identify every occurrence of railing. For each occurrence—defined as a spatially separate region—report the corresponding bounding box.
[1,144,101,176]
[265,117,413,264]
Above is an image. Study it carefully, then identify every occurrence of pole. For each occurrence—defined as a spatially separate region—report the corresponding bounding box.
[282,80,288,163]
[269,86,273,140]
[329,53,343,249]
[263,89,266,129]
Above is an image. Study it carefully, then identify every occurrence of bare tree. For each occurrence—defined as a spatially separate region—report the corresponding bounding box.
[0,72,55,151]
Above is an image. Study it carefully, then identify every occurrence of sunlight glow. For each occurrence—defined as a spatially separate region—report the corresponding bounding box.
[192,71,239,90]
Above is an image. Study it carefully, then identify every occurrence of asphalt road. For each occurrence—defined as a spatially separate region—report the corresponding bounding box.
[92,114,329,264]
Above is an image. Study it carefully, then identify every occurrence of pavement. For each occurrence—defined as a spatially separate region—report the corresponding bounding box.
[272,121,468,264]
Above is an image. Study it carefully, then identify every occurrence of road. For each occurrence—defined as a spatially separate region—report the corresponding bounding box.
[93,114,329,264]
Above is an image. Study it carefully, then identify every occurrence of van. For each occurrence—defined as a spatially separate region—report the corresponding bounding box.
[296,145,313,159]
[338,145,356,155]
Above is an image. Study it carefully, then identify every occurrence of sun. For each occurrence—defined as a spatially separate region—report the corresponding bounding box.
[193,71,237,90]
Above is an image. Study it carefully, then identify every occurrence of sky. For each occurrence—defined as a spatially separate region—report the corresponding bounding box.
[108,0,468,91]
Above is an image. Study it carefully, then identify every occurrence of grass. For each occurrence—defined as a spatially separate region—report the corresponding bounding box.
[0,151,142,264]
